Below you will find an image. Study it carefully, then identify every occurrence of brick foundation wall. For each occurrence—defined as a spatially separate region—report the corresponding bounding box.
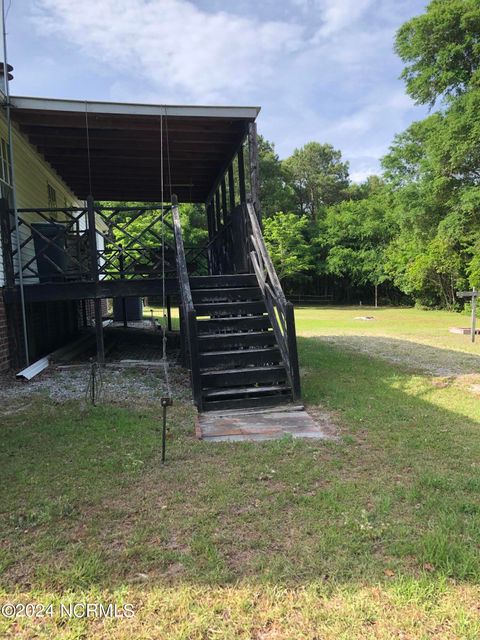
[0,291,10,371]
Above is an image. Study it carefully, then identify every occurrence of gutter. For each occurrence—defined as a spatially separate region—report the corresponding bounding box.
[16,355,49,380]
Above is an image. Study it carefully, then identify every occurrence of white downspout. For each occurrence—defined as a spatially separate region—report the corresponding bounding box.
[1,0,29,365]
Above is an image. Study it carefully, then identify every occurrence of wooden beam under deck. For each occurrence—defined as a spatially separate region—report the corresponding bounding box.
[3,278,180,304]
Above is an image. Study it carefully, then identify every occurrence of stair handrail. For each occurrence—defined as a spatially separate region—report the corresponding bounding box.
[246,202,301,401]
[171,196,203,409]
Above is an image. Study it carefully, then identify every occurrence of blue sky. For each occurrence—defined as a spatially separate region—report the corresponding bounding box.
[6,0,428,181]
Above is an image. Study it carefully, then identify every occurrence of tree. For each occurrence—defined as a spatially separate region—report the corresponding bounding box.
[180,203,209,249]
[263,212,313,281]
[380,113,472,308]
[258,136,294,217]
[395,0,480,105]
[367,0,480,307]
[322,187,395,303]
[282,142,349,221]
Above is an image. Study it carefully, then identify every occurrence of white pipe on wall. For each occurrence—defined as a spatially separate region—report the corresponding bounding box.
[1,0,30,365]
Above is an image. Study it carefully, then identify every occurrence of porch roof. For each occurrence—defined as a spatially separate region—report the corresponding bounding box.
[10,96,260,203]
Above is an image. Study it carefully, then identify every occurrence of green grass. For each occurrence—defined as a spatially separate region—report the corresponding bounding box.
[1,307,480,638]
[144,305,180,330]
[295,304,479,353]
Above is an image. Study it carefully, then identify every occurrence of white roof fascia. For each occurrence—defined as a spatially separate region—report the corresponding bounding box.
[10,95,260,120]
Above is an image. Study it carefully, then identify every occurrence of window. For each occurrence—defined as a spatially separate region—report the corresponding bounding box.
[47,183,57,208]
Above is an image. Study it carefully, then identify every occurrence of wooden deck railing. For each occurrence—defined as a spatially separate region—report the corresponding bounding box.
[5,202,211,283]
[246,202,301,401]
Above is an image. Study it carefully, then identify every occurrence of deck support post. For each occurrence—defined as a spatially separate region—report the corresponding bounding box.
[228,164,236,211]
[236,145,250,272]
[93,298,105,364]
[206,202,215,239]
[206,202,215,275]
[221,177,228,226]
[237,144,246,205]
[87,195,105,365]
[82,299,88,327]
[166,295,172,332]
[248,122,262,224]
[119,245,127,328]
[215,190,221,232]
[178,304,186,367]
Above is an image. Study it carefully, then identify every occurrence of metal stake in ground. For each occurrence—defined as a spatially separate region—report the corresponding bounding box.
[457,287,478,343]
[161,396,173,463]
[86,359,98,405]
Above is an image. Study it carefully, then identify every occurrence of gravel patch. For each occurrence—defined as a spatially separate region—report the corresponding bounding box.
[317,335,480,377]
[0,359,192,412]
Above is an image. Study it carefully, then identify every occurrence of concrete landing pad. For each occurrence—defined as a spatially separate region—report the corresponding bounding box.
[196,405,334,442]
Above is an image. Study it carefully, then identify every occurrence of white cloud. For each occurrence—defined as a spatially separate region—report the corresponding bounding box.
[288,0,375,38]
[24,0,426,180]
[325,90,413,136]
[33,0,304,102]
[314,0,375,38]
[350,167,378,183]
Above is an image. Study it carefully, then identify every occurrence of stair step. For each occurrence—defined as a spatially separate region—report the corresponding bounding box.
[203,384,291,399]
[201,365,287,387]
[197,315,271,334]
[195,300,266,317]
[199,347,281,369]
[192,287,262,303]
[190,274,257,289]
[199,331,276,351]
[203,393,293,412]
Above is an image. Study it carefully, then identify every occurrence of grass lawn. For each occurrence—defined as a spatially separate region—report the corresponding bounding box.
[1,306,480,638]
[144,304,180,331]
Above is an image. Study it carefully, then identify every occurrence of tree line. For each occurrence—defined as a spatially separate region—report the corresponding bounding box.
[260,0,480,309]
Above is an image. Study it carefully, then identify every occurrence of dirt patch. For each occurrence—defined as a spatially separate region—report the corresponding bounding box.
[306,405,340,439]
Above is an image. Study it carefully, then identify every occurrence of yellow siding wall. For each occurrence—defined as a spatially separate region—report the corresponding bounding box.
[0,112,83,286]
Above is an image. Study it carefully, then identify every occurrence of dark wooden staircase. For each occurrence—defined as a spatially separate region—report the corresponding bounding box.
[189,274,293,411]
[172,198,301,414]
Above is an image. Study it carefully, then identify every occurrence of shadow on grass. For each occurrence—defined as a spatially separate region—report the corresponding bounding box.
[0,336,479,593]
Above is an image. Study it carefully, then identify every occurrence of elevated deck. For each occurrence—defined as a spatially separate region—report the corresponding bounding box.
[3,274,264,303]
[1,95,302,411]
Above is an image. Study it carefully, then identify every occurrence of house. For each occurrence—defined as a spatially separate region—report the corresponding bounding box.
[0,65,301,412]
